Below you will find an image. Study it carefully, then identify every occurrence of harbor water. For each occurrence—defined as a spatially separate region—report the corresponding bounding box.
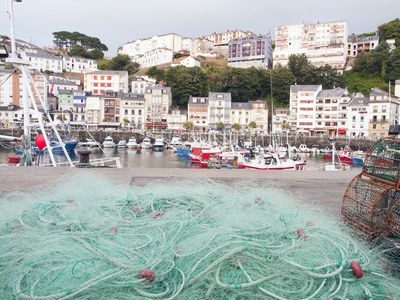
[0,145,364,170]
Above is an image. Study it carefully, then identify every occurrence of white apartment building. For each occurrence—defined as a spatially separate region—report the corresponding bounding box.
[0,105,37,126]
[274,20,348,69]
[208,92,232,129]
[120,93,146,130]
[167,107,187,130]
[119,33,183,57]
[347,32,379,58]
[144,87,172,130]
[132,48,173,68]
[131,76,157,94]
[231,102,251,131]
[63,56,97,73]
[249,100,268,132]
[182,38,215,57]
[85,94,102,126]
[272,107,290,133]
[202,30,255,46]
[23,52,63,73]
[368,87,399,139]
[48,78,79,96]
[84,70,129,94]
[347,93,369,138]
[188,96,209,131]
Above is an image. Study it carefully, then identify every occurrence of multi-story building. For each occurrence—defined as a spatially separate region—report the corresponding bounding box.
[23,52,63,73]
[131,76,157,94]
[100,91,123,125]
[167,107,187,131]
[274,20,348,70]
[347,32,379,58]
[228,34,273,69]
[120,93,146,130]
[188,96,209,131]
[118,33,183,57]
[144,87,172,130]
[208,92,232,129]
[315,87,350,136]
[63,56,97,73]
[290,85,351,136]
[0,105,37,126]
[347,93,369,138]
[368,87,399,139]
[132,48,174,68]
[72,90,88,124]
[290,85,322,135]
[85,94,102,127]
[58,90,74,112]
[231,102,251,131]
[0,69,47,109]
[272,107,290,133]
[249,100,268,132]
[202,30,255,46]
[84,70,129,94]
[48,78,79,96]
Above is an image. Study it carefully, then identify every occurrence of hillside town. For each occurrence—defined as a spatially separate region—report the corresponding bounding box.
[0,19,399,139]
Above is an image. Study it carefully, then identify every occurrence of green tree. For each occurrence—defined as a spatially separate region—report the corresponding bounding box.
[123,118,130,124]
[101,54,140,75]
[165,66,207,107]
[270,65,296,106]
[89,49,104,60]
[249,121,257,129]
[56,115,67,121]
[231,123,241,131]
[217,122,225,130]
[103,116,112,122]
[182,121,194,130]
[378,18,400,47]
[69,45,89,58]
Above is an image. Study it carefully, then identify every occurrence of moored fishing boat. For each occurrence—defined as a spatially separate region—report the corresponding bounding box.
[153,138,165,151]
[127,138,138,149]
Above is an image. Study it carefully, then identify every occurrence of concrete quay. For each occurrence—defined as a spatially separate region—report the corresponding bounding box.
[0,167,360,218]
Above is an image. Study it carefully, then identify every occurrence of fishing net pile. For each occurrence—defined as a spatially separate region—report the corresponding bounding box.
[1,174,399,299]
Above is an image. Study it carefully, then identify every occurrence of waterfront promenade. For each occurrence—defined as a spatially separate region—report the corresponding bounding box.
[0,167,359,218]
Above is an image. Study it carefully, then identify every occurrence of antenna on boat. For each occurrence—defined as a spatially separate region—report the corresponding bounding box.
[5,0,74,166]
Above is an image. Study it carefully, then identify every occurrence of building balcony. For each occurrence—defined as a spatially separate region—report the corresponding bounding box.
[370,119,388,123]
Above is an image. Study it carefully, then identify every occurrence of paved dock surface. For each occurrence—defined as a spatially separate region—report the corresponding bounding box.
[0,167,360,218]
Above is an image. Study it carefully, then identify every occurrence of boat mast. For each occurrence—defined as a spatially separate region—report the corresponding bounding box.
[6,0,73,166]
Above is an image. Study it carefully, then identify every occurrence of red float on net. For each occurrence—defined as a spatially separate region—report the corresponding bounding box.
[138,269,155,283]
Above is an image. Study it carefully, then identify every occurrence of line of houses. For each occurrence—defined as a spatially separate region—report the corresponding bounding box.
[1,69,400,139]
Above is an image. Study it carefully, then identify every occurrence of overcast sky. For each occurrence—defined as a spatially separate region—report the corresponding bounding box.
[1,0,399,56]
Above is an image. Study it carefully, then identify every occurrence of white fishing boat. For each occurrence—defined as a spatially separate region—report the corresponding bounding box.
[141,138,152,149]
[81,138,99,148]
[127,138,138,149]
[103,136,115,148]
[169,137,183,149]
[316,138,351,171]
[117,139,127,148]
[153,138,165,151]
[239,152,306,170]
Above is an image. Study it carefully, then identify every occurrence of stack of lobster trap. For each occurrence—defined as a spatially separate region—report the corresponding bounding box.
[342,136,400,266]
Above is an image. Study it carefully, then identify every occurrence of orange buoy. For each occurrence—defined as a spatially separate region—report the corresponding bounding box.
[35,134,47,149]
[138,269,155,282]
[350,261,363,278]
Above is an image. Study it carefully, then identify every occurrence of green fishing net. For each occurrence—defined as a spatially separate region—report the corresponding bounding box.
[1,174,399,299]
